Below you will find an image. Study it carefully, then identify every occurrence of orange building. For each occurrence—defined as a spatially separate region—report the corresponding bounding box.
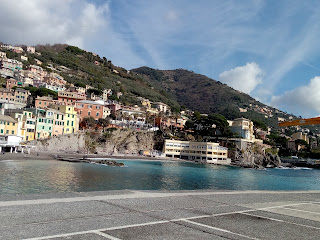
[155,117,184,130]
[35,96,56,108]
[6,78,17,89]
[58,91,86,106]
[75,100,104,121]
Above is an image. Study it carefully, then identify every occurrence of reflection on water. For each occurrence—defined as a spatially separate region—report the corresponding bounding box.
[1,159,320,195]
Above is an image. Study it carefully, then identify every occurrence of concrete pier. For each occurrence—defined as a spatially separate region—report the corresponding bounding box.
[1,190,320,239]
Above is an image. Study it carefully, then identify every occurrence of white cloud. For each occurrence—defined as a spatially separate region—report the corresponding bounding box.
[0,0,109,48]
[271,76,320,117]
[218,62,263,94]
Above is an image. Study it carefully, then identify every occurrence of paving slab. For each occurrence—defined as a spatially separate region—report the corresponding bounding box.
[249,210,320,229]
[0,212,159,240]
[0,200,128,226]
[285,203,320,213]
[193,192,314,205]
[0,190,320,239]
[104,222,225,240]
[266,207,320,222]
[143,204,250,220]
[103,195,221,212]
[50,233,109,240]
[192,212,320,240]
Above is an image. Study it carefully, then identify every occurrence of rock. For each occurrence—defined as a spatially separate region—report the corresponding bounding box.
[233,143,280,168]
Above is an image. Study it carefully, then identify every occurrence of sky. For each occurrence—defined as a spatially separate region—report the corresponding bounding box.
[1,0,320,118]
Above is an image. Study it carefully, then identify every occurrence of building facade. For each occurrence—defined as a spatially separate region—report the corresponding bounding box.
[163,139,230,164]
[75,100,104,121]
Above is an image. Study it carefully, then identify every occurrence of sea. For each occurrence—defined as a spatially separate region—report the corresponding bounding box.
[0,159,319,195]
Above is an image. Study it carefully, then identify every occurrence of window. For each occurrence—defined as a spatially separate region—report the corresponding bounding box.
[67,120,69,126]
[6,130,8,134]
[11,130,14,134]
[96,112,99,117]
[39,101,41,105]
[88,112,91,116]
[0,129,3,133]
[12,123,15,126]
[7,122,9,125]
[71,121,74,127]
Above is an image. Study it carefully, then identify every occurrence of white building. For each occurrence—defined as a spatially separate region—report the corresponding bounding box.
[163,139,230,165]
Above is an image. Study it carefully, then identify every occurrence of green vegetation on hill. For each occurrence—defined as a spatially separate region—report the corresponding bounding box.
[131,67,296,128]
[33,44,180,110]
[4,43,297,129]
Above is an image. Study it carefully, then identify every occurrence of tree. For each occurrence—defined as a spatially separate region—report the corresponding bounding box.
[97,118,110,132]
[80,117,96,129]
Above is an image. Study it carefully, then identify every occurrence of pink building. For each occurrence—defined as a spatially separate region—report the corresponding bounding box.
[106,103,122,113]
[6,78,17,89]
[51,108,65,136]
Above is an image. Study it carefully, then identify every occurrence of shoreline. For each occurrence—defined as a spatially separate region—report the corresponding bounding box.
[0,151,186,162]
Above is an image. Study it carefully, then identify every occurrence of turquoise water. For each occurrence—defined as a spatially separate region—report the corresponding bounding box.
[0,159,320,194]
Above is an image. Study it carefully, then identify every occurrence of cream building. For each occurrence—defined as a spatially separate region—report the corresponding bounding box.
[291,132,309,144]
[229,118,255,141]
[163,139,230,165]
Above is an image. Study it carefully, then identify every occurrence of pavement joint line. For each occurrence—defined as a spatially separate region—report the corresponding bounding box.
[93,231,121,240]
[241,212,284,222]
[1,211,132,229]
[24,220,170,240]
[16,202,320,240]
[281,206,320,215]
[170,209,257,221]
[241,211,320,231]
[181,219,259,240]
[256,201,320,211]
[2,190,320,207]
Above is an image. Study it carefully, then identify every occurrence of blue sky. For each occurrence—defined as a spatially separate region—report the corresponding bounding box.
[1,0,320,117]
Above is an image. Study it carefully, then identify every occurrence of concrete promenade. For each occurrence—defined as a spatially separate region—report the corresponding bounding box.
[2,190,320,239]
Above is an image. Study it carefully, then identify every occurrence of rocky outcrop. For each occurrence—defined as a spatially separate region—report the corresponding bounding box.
[29,129,156,155]
[98,129,155,155]
[232,143,280,168]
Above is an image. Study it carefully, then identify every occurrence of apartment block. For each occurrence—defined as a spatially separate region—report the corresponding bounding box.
[163,139,230,164]
[75,100,104,121]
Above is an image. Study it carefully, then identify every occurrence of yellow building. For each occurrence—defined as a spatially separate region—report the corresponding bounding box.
[23,110,36,141]
[49,105,79,134]
[0,115,18,136]
[163,139,230,165]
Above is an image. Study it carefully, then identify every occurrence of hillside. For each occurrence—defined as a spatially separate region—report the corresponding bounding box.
[131,67,295,128]
[2,44,180,110]
[1,43,297,128]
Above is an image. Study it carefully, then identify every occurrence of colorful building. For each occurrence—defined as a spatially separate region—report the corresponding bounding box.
[32,109,54,139]
[75,100,104,121]
[50,108,64,136]
[0,115,18,136]
[57,91,86,106]
[35,96,56,108]
[6,78,18,89]
[49,105,78,134]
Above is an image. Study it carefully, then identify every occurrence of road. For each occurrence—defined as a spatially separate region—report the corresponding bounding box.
[1,190,320,239]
